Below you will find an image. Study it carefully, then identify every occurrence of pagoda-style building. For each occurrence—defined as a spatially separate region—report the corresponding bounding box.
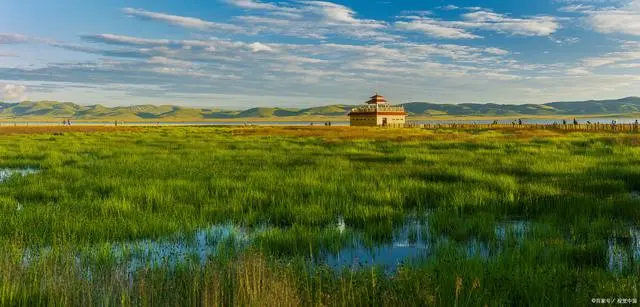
[348,94,407,127]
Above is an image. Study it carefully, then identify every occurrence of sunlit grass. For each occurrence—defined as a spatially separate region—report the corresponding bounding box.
[1,126,640,305]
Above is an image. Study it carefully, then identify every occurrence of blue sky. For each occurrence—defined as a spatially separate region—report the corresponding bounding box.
[1,0,640,108]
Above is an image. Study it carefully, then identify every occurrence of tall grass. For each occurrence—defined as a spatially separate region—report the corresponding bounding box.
[1,126,640,305]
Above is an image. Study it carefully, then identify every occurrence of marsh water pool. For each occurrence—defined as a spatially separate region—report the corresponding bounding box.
[5,168,639,276]
[0,168,38,183]
[19,217,640,277]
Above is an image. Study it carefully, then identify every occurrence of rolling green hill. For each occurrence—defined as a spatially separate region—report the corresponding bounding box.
[0,97,639,120]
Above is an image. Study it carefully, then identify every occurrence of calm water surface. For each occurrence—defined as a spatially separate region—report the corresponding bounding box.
[3,117,640,127]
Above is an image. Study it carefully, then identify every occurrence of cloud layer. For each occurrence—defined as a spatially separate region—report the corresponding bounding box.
[0,0,639,106]
[562,0,640,36]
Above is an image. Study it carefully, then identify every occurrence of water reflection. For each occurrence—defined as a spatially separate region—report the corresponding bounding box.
[20,219,640,275]
[325,219,431,272]
[0,168,38,183]
[608,227,640,273]
[324,219,529,272]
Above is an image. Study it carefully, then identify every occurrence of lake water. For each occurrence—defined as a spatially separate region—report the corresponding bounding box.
[2,117,640,127]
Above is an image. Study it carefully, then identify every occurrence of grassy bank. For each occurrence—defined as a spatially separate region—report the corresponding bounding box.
[0,126,639,305]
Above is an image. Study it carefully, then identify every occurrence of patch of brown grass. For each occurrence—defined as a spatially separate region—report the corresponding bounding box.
[230,126,598,142]
[232,126,457,141]
[0,126,145,135]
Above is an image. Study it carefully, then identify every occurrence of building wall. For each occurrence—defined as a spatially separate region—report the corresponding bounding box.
[350,115,378,126]
[349,114,406,127]
[377,115,406,127]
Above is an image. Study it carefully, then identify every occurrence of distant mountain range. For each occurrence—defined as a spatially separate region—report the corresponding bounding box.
[1,97,640,120]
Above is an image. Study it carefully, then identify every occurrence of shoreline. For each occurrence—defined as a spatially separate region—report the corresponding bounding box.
[0,113,639,124]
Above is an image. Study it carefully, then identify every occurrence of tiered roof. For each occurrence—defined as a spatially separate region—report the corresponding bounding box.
[366,94,388,105]
[349,93,407,116]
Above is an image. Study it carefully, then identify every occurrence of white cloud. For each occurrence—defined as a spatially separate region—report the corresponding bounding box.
[123,8,245,32]
[576,39,640,68]
[582,51,640,67]
[248,42,274,52]
[485,47,510,55]
[0,33,29,44]
[399,10,433,16]
[9,31,524,95]
[147,56,194,67]
[558,4,595,13]
[1,84,27,101]
[396,9,560,39]
[300,1,363,24]
[124,3,398,42]
[459,11,560,36]
[550,36,580,45]
[440,5,460,10]
[396,19,481,39]
[566,0,640,36]
[83,34,172,46]
[224,0,282,10]
[610,62,640,68]
[236,16,292,26]
[566,67,590,75]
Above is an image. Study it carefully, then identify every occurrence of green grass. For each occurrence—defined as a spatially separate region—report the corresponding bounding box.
[0,126,639,306]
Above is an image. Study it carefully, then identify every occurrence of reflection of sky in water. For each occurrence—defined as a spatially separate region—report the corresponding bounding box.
[325,220,528,273]
[325,220,431,272]
[20,219,640,276]
[0,168,38,183]
[495,221,528,242]
[22,224,252,278]
[108,224,246,273]
[608,227,640,274]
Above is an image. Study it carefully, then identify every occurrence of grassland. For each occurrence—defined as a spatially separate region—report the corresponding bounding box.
[0,126,639,306]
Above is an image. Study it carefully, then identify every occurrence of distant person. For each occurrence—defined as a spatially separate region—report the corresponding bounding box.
[562,119,567,125]
[115,120,118,127]
[328,121,332,126]
[310,122,314,126]
[492,120,498,125]
[518,119,523,125]
[573,118,578,125]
